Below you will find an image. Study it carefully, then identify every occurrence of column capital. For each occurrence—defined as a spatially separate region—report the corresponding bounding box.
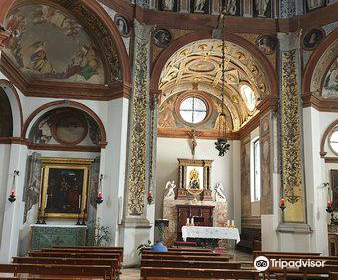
[277,31,301,51]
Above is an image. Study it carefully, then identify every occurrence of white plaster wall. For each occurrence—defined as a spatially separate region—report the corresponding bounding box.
[232,140,241,230]
[303,107,338,255]
[0,145,11,248]
[156,137,235,222]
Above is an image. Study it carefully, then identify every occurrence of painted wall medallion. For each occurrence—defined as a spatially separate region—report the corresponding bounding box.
[52,112,88,145]
[302,28,324,50]
[153,29,172,48]
[114,15,130,38]
[256,35,277,55]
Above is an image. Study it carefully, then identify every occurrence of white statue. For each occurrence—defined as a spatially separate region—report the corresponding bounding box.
[254,0,270,17]
[223,0,237,16]
[195,0,206,12]
[307,0,325,10]
[163,0,174,10]
[164,181,176,200]
[214,182,227,202]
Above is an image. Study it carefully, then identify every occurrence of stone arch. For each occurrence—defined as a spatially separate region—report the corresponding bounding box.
[151,32,278,99]
[320,119,338,158]
[0,79,23,137]
[303,28,338,96]
[23,100,107,146]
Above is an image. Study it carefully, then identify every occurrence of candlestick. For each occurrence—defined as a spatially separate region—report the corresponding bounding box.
[186,218,190,226]
[231,220,235,227]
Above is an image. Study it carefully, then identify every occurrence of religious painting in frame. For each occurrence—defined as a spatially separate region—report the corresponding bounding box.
[177,159,213,200]
[331,170,338,210]
[39,157,93,220]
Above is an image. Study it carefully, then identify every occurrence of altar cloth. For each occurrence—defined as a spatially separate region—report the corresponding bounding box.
[182,226,241,244]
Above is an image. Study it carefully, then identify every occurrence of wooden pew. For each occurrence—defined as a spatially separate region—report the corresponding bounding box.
[253,251,321,260]
[141,259,241,269]
[43,248,123,255]
[274,265,338,280]
[141,254,230,262]
[28,251,122,261]
[142,250,220,256]
[12,256,119,278]
[142,248,212,253]
[0,263,109,279]
[141,267,259,280]
[53,246,123,250]
[330,272,338,280]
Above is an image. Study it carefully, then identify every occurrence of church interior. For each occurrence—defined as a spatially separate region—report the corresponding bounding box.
[0,0,337,278]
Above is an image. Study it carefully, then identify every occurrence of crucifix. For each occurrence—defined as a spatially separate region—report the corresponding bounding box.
[187,129,202,158]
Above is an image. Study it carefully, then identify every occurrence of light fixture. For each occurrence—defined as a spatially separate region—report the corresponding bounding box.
[96,174,104,205]
[215,17,230,157]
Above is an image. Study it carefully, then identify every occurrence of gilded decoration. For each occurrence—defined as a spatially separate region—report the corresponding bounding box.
[127,22,152,216]
[281,50,305,223]
[260,112,273,215]
[159,39,267,133]
[310,39,338,94]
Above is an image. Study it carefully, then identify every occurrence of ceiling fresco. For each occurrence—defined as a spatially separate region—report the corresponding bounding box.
[159,39,268,131]
[4,3,106,84]
[322,58,338,98]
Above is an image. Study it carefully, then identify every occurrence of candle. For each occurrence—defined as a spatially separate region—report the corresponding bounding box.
[191,217,194,226]
[11,189,15,196]
[45,194,48,209]
[98,191,102,199]
[78,195,82,209]
[186,218,190,225]
[231,220,235,227]
[227,220,230,227]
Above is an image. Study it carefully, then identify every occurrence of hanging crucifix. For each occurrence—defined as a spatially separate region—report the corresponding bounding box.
[187,129,202,159]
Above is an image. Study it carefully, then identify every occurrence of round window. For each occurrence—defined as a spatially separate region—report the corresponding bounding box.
[329,128,338,155]
[179,97,208,124]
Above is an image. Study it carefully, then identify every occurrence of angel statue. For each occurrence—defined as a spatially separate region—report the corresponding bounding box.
[214,182,227,202]
[164,181,176,200]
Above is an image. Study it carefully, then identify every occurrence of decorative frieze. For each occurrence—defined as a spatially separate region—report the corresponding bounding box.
[280,49,305,223]
[127,21,153,216]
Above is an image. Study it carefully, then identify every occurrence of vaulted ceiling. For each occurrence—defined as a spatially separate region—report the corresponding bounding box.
[159,39,270,131]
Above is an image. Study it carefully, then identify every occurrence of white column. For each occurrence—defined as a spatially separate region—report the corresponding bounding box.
[0,144,28,263]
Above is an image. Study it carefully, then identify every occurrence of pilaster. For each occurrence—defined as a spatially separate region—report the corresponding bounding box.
[276,32,312,250]
[120,20,155,266]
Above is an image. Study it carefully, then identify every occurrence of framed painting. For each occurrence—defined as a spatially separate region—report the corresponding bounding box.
[39,157,94,220]
[177,158,213,200]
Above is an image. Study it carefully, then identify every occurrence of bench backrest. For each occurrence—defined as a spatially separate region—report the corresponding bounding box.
[141,254,229,261]
[142,251,219,256]
[141,259,241,269]
[28,251,122,261]
[0,263,109,278]
[141,267,258,280]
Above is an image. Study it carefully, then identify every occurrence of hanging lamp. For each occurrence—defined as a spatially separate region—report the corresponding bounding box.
[215,20,230,157]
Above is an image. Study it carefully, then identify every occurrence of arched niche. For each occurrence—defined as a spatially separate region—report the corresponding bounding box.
[0,79,23,137]
[23,100,107,149]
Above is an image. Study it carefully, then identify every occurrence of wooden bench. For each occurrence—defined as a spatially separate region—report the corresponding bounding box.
[142,251,220,256]
[253,251,321,260]
[330,272,338,280]
[141,259,241,269]
[0,263,109,279]
[28,251,122,262]
[143,248,212,253]
[141,267,259,280]
[12,256,119,278]
[53,246,123,250]
[274,265,338,280]
[141,254,230,262]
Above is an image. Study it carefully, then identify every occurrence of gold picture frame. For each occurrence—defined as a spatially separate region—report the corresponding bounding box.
[39,157,94,220]
[177,158,213,200]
